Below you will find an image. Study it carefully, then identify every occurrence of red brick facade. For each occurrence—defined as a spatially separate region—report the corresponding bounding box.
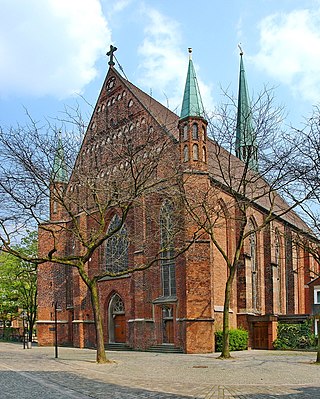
[37,66,319,353]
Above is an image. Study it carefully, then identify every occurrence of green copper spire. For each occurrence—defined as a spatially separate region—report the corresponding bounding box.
[235,48,258,171]
[52,134,68,183]
[180,48,205,119]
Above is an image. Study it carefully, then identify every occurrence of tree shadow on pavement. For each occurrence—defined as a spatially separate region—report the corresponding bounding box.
[0,370,194,398]
[235,386,320,399]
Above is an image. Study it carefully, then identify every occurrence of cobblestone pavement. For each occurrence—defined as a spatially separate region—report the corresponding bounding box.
[0,343,319,398]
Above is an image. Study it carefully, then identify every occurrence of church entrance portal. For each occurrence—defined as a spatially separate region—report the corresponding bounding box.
[108,294,126,343]
[162,306,174,344]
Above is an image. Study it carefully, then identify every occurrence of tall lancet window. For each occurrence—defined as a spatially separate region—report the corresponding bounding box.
[202,146,206,162]
[105,214,129,274]
[193,144,199,160]
[273,230,282,313]
[192,123,198,140]
[293,244,299,314]
[183,145,189,162]
[160,201,176,297]
[249,219,258,311]
[183,124,188,141]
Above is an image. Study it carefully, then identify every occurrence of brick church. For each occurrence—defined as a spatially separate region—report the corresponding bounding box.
[37,47,319,353]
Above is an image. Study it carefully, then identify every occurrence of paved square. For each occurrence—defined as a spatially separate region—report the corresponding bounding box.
[0,343,319,398]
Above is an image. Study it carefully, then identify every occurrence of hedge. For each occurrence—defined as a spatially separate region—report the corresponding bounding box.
[273,320,315,350]
[215,328,248,352]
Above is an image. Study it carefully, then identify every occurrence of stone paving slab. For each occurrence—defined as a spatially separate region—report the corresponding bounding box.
[0,343,319,398]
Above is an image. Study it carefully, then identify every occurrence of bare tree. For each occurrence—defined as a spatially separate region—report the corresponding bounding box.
[0,104,190,363]
[285,106,320,363]
[181,87,313,358]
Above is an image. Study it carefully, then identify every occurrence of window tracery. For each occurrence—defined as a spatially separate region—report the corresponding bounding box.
[160,201,176,297]
[105,214,129,274]
[249,218,258,311]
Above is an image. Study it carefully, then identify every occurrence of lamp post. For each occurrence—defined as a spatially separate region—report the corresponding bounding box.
[54,302,62,358]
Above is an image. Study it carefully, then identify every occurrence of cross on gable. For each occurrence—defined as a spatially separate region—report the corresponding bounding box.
[107,45,117,66]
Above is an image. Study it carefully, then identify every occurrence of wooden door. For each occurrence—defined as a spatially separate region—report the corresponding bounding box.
[114,314,126,343]
[252,322,268,349]
[164,319,174,343]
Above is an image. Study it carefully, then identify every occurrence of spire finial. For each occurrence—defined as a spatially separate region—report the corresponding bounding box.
[180,48,205,119]
[238,43,244,56]
[106,44,117,66]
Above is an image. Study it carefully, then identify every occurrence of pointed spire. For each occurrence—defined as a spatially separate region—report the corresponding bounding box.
[52,133,68,183]
[180,48,205,119]
[235,47,258,171]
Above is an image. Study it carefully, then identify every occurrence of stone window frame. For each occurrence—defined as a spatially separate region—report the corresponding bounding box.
[192,143,199,160]
[273,228,282,313]
[202,146,206,162]
[249,217,259,312]
[105,214,129,274]
[202,126,206,141]
[160,200,176,297]
[183,145,189,162]
[183,124,188,141]
[192,123,198,140]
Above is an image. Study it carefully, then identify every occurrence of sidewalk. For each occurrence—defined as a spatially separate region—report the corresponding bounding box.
[0,342,320,398]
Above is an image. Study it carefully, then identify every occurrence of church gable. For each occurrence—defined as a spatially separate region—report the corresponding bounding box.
[84,67,179,150]
[63,66,180,215]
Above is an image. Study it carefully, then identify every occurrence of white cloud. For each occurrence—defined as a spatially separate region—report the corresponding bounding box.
[137,6,214,115]
[0,0,111,98]
[108,0,132,15]
[252,8,320,103]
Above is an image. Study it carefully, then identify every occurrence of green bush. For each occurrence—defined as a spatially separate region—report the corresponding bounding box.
[273,320,315,350]
[215,328,248,352]
[0,327,21,342]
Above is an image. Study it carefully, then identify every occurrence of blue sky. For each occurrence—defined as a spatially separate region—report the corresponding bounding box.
[1,0,320,130]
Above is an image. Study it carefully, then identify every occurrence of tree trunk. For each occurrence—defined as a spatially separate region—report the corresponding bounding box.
[219,265,237,359]
[90,280,109,363]
[28,319,33,343]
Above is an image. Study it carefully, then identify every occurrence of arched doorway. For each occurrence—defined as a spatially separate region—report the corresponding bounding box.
[108,294,126,343]
[162,306,174,344]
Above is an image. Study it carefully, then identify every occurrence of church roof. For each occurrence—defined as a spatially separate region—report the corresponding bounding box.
[122,67,310,233]
[75,60,310,235]
[206,139,310,232]
[180,50,205,119]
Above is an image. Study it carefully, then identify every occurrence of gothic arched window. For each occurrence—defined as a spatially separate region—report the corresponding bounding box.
[105,214,129,274]
[249,218,258,311]
[183,124,188,141]
[111,294,125,314]
[192,123,198,140]
[293,244,299,313]
[202,146,206,162]
[202,126,206,141]
[274,229,281,313]
[183,145,189,162]
[193,144,199,161]
[160,201,176,297]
